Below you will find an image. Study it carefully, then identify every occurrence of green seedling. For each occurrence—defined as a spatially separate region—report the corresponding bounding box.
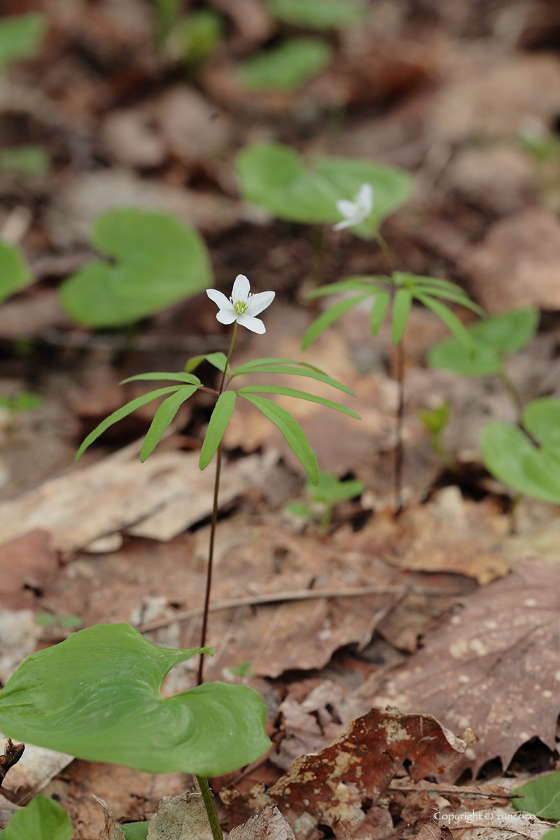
[0,241,34,304]
[59,208,212,328]
[0,146,51,176]
[238,37,332,92]
[235,143,412,236]
[266,0,366,29]
[151,0,182,43]
[513,770,560,819]
[0,794,72,840]
[166,9,224,66]
[417,403,456,470]
[228,660,255,678]
[0,14,47,73]
[35,612,83,630]
[286,470,364,531]
[0,274,359,840]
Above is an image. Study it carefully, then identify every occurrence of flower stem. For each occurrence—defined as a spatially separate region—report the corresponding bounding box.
[394,339,405,516]
[197,321,238,686]
[196,775,223,840]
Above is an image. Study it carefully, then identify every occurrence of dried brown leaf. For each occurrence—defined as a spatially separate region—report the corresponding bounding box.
[93,796,125,840]
[229,805,296,840]
[146,792,211,840]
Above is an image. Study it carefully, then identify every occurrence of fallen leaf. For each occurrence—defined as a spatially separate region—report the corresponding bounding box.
[228,805,295,840]
[367,558,560,778]
[0,529,57,609]
[0,736,73,804]
[93,796,125,840]
[146,792,211,840]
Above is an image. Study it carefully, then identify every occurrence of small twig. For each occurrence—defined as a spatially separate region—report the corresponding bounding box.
[389,781,521,800]
[138,583,466,634]
[0,739,25,790]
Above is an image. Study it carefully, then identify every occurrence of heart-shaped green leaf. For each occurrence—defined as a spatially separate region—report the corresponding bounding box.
[238,38,332,92]
[513,771,560,819]
[1,795,72,840]
[235,143,411,236]
[428,309,539,376]
[0,241,33,303]
[481,398,560,503]
[0,624,271,776]
[59,208,212,327]
[266,0,366,30]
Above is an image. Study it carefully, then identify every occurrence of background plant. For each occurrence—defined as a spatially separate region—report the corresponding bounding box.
[286,470,365,531]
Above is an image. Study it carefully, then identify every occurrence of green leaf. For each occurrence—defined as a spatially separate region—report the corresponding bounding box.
[231,357,302,373]
[232,363,354,395]
[242,394,319,483]
[370,289,391,335]
[0,14,47,73]
[122,823,149,840]
[235,143,412,235]
[3,795,72,840]
[266,0,365,29]
[301,294,369,349]
[513,771,560,819]
[75,386,181,461]
[391,288,412,343]
[395,273,463,293]
[481,400,560,503]
[186,352,229,374]
[428,309,539,376]
[238,38,332,92]
[0,241,33,304]
[120,372,201,386]
[140,385,199,462]
[306,277,386,298]
[169,9,224,64]
[285,501,314,518]
[415,294,473,350]
[238,385,360,419]
[0,146,51,175]
[418,403,450,435]
[307,471,365,503]
[0,624,270,776]
[59,208,212,327]
[199,390,236,470]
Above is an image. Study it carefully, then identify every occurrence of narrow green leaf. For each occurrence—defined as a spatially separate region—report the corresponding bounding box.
[4,795,72,840]
[242,394,319,483]
[399,274,462,292]
[185,351,229,373]
[232,357,304,373]
[413,284,482,309]
[0,624,270,776]
[140,385,199,462]
[306,277,386,299]
[232,364,355,395]
[370,288,391,335]
[75,386,181,461]
[415,294,473,351]
[199,390,236,470]
[120,372,201,386]
[238,385,360,418]
[391,288,412,343]
[302,294,368,349]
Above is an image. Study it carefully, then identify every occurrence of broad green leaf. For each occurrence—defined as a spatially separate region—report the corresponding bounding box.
[185,352,228,374]
[122,823,149,840]
[428,309,539,376]
[307,471,364,503]
[121,372,201,386]
[513,771,560,819]
[3,795,72,840]
[415,294,473,350]
[232,363,355,395]
[266,0,365,29]
[306,277,387,298]
[59,208,212,327]
[242,394,319,483]
[238,385,360,419]
[0,240,33,304]
[301,294,369,349]
[285,501,314,518]
[481,402,560,503]
[199,390,236,469]
[238,38,332,92]
[75,386,181,461]
[140,385,199,461]
[0,14,47,73]
[391,288,412,343]
[235,143,411,235]
[0,624,270,776]
[370,289,391,335]
[0,146,51,175]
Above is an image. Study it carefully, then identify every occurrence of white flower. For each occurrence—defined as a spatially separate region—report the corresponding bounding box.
[333,183,373,231]
[206,275,275,334]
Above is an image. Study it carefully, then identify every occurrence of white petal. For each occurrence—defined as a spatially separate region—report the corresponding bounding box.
[246,290,275,316]
[357,183,373,213]
[237,313,266,333]
[336,199,357,219]
[232,274,250,303]
[206,288,231,310]
[216,309,237,325]
[333,217,356,231]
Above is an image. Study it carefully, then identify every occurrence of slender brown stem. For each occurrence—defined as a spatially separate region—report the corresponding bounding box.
[197,322,238,686]
[394,339,405,516]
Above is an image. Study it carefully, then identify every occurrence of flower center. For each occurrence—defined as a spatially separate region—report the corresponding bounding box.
[233,299,249,315]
